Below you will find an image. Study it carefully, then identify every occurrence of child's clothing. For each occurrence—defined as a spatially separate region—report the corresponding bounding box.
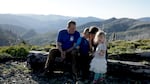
[75,37,90,55]
[75,37,90,79]
[90,43,107,74]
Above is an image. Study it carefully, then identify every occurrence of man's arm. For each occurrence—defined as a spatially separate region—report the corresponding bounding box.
[56,30,66,58]
[65,43,76,53]
[57,42,66,59]
[57,42,63,53]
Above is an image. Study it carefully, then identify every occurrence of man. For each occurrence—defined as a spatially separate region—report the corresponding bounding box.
[44,20,80,79]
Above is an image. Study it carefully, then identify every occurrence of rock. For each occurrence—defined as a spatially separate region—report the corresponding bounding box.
[109,52,150,61]
[27,51,48,71]
[107,59,150,78]
[138,52,150,57]
[0,77,4,84]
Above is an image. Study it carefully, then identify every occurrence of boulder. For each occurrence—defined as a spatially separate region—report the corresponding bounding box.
[107,59,150,79]
[27,51,48,71]
[108,52,150,61]
[26,51,67,72]
[26,50,150,78]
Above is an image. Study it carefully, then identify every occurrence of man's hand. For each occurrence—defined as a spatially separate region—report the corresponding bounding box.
[66,48,74,53]
[66,43,76,53]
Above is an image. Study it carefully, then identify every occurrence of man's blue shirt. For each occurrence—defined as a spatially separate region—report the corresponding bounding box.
[57,29,80,51]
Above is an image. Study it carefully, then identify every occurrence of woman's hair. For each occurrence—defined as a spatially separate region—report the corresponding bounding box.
[94,30,106,43]
[89,26,99,34]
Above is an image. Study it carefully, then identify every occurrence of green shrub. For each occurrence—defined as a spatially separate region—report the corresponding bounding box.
[138,46,150,50]
[136,39,150,46]
[0,53,12,60]
[16,47,29,58]
[2,47,16,57]
[108,45,128,54]
[1,46,29,58]
[108,48,119,54]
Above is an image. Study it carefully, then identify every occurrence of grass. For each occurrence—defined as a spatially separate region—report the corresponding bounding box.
[31,44,55,52]
[108,39,150,55]
[0,39,150,60]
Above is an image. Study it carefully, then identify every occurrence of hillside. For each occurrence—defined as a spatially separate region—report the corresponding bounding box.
[0,14,103,45]
[17,17,150,45]
[0,14,150,45]
[0,24,38,45]
[0,28,22,46]
[0,14,102,33]
[25,30,57,45]
[138,17,150,22]
[77,18,150,40]
[0,24,27,36]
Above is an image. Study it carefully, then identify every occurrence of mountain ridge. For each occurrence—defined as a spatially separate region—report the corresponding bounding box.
[0,14,150,45]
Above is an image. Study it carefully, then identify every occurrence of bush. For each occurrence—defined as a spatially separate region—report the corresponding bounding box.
[0,53,12,60]
[1,46,29,59]
[108,40,137,54]
[138,46,150,50]
[136,39,150,46]
[16,47,29,58]
[108,46,127,54]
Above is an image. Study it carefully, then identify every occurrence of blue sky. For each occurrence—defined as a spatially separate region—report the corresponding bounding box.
[0,0,149,19]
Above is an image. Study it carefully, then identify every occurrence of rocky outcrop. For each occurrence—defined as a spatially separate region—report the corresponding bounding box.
[27,51,48,71]
[27,51,150,79]
[108,52,150,61]
[107,59,150,79]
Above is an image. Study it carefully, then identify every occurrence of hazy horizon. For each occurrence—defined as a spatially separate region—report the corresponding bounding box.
[0,13,149,20]
[0,0,150,19]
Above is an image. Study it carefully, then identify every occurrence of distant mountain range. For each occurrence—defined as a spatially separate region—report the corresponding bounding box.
[0,14,150,45]
[0,14,102,33]
[78,18,150,40]
[0,14,102,45]
[138,17,150,22]
[0,27,22,46]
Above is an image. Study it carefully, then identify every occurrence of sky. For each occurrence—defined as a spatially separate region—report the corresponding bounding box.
[0,0,150,19]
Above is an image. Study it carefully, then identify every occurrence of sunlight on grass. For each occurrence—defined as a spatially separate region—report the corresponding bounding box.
[108,39,150,55]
